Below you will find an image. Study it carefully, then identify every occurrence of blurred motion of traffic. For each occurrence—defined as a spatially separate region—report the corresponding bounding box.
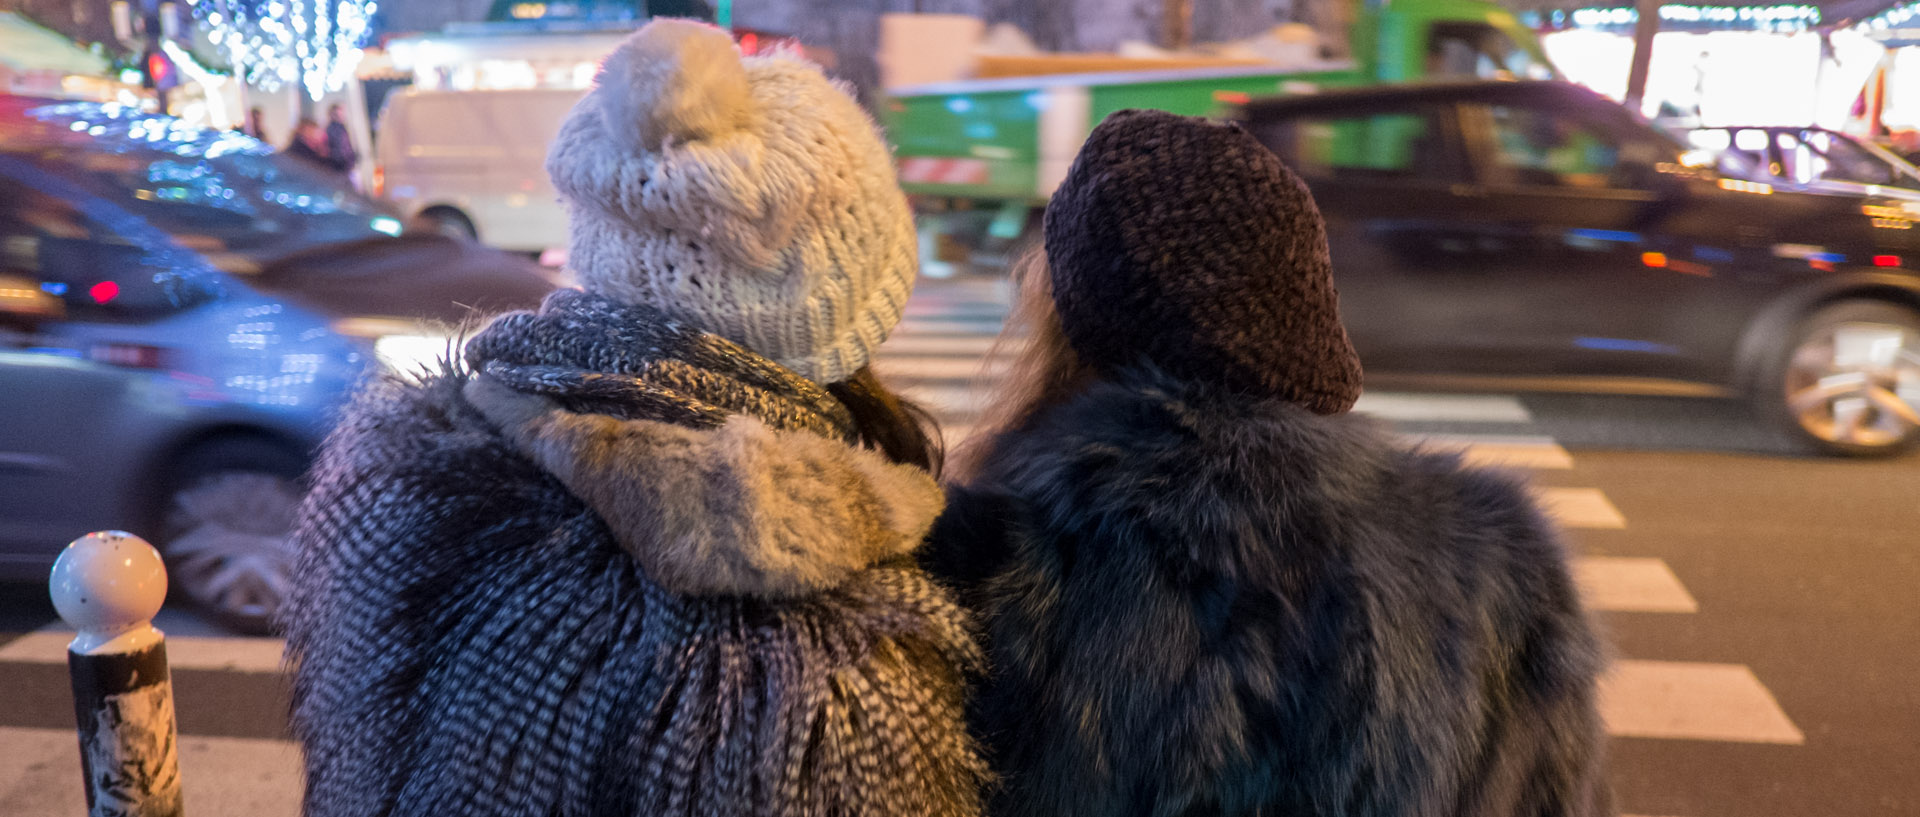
[0,0,1916,814]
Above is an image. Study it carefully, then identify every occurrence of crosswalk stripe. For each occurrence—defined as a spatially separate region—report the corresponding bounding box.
[899,383,990,416]
[0,555,1677,671]
[902,303,1011,318]
[1536,487,1628,529]
[874,356,1011,381]
[0,631,285,674]
[0,726,301,815]
[1575,556,1699,613]
[876,335,1007,356]
[1408,433,1573,470]
[1599,659,1805,744]
[0,553,1672,671]
[891,319,1006,336]
[1353,392,1533,424]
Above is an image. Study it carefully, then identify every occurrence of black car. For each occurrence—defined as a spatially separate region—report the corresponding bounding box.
[1239,81,1920,455]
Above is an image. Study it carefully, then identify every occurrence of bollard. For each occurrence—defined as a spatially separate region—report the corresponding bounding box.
[50,531,185,817]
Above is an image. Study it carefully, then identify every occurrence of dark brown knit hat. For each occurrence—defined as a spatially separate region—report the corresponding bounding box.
[1043,108,1363,414]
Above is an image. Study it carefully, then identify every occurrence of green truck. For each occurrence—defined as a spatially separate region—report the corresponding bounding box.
[880,0,1558,268]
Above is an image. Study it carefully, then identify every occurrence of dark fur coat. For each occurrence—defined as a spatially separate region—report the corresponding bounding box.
[926,366,1610,817]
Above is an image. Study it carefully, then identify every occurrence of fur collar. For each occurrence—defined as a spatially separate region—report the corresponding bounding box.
[972,364,1402,525]
[464,375,943,599]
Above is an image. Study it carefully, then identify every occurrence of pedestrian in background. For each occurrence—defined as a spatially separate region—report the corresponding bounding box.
[239,105,269,142]
[324,103,358,183]
[283,118,343,175]
[925,109,1611,817]
[283,20,984,817]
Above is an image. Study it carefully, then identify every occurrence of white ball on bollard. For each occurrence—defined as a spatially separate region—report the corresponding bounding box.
[50,531,168,654]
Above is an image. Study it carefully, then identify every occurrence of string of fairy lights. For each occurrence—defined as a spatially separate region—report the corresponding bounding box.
[1526,2,1920,34]
[187,0,377,99]
[1861,0,1920,31]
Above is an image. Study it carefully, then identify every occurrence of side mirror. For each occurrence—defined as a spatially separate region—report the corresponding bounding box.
[0,274,66,332]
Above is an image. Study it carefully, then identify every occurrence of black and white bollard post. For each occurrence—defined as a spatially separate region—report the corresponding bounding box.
[50,530,185,817]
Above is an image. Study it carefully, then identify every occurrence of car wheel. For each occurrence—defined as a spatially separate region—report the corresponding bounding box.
[1765,301,1920,456]
[418,207,477,242]
[158,437,307,634]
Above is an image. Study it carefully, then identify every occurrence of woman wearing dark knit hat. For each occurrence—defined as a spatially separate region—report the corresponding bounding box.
[925,109,1611,817]
[283,20,984,817]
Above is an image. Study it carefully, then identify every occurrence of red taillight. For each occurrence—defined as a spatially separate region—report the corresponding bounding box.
[89,344,170,369]
[89,280,119,303]
[372,164,386,198]
[1874,254,1901,267]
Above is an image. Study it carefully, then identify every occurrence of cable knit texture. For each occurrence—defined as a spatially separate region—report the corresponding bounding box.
[546,19,917,384]
[1044,109,1364,414]
[283,288,986,816]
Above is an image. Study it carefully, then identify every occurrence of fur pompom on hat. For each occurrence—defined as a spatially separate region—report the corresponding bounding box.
[545,19,917,384]
[1043,108,1363,414]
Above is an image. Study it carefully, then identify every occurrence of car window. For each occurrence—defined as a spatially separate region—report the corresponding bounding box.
[7,103,394,266]
[1685,128,1766,180]
[15,148,390,266]
[0,169,223,323]
[1779,131,1898,187]
[1483,105,1633,189]
[1252,107,1464,184]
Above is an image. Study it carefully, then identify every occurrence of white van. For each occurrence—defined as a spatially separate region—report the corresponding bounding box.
[374,88,586,254]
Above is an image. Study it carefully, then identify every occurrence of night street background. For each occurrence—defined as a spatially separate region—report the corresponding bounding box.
[2,275,1916,816]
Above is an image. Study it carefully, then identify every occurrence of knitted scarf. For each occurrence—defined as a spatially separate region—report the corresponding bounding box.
[285,288,985,817]
[465,288,857,437]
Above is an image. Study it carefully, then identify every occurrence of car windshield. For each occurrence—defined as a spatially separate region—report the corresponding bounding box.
[1791,131,1920,190]
[7,102,403,271]
[1689,126,1920,191]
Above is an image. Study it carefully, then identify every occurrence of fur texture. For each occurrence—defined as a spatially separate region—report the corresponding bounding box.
[927,365,1611,817]
[286,362,985,817]
[465,376,943,599]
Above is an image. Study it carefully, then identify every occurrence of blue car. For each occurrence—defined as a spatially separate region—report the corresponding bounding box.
[0,97,555,632]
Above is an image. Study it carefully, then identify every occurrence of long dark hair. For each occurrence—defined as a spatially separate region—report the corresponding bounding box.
[949,249,1097,481]
[828,366,946,477]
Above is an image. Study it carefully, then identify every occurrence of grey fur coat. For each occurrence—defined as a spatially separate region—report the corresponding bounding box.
[925,365,1611,817]
[284,292,985,817]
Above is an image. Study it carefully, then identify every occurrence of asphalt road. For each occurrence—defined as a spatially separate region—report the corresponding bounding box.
[1,275,1916,816]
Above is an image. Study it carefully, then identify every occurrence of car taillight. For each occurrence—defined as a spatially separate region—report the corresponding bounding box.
[372,164,385,198]
[89,344,170,369]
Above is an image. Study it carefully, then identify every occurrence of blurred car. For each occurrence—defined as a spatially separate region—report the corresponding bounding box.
[1241,81,1920,456]
[0,97,556,631]
[1688,125,1920,199]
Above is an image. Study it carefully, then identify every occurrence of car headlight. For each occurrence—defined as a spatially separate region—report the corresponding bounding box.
[373,333,456,375]
[331,317,456,377]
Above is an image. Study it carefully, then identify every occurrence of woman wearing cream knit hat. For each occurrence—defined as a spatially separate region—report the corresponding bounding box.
[283,19,983,817]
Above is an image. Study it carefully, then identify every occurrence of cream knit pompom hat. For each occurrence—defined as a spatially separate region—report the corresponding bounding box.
[546,19,917,384]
